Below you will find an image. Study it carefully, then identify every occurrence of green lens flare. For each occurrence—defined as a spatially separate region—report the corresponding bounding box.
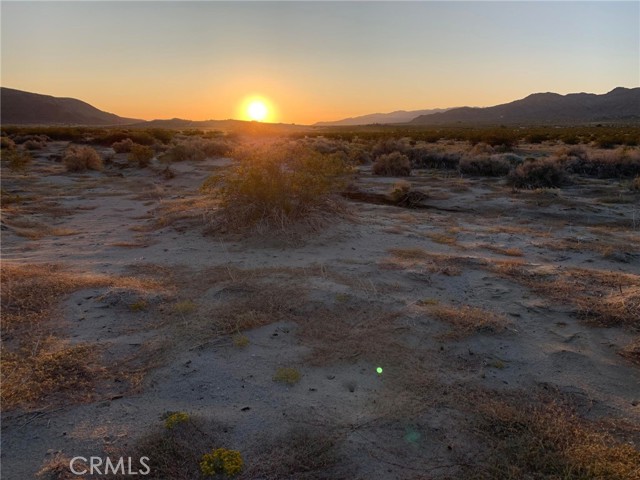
[376,367,383,374]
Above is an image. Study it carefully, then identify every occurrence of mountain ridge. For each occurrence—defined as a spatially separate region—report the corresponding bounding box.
[410,87,640,125]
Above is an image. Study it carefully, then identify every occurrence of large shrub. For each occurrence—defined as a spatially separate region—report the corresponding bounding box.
[202,143,348,233]
[129,144,154,167]
[508,158,568,189]
[460,154,521,177]
[63,146,103,172]
[372,152,411,176]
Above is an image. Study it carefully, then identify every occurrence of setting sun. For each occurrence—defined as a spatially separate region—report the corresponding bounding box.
[247,100,268,121]
[238,96,275,123]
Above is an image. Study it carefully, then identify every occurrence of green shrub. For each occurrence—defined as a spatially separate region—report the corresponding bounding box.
[63,145,103,172]
[508,158,568,189]
[128,144,154,167]
[273,367,302,385]
[203,143,348,233]
[200,448,243,477]
[372,152,411,176]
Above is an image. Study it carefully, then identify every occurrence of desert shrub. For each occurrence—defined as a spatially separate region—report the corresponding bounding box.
[372,152,411,176]
[388,180,411,203]
[508,158,568,189]
[112,138,134,153]
[525,132,550,144]
[468,142,495,156]
[1,136,16,150]
[371,137,410,158]
[346,143,372,164]
[201,448,243,477]
[128,144,154,168]
[94,130,155,147]
[160,137,229,163]
[273,367,301,385]
[203,143,348,233]
[407,147,460,169]
[63,145,103,172]
[459,155,513,177]
[631,176,640,191]
[23,138,47,150]
[2,149,32,172]
[146,128,175,144]
[562,148,640,178]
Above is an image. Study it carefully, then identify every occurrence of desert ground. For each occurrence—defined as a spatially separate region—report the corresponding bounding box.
[1,129,639,479]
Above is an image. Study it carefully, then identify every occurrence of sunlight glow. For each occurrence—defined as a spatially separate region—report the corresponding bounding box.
[238,96,275,123]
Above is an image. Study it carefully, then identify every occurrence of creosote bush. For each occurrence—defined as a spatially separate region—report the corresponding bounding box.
[112,138,135,153]
[63,145,103,172]
[372,151,411,176]
[129,144,154,168]
[508,158,568,189]
[203,143,348,233]
[459,155,513,177]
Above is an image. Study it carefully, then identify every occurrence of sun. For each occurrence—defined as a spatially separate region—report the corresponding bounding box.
[238,95,275,123]
[247,100,268,122]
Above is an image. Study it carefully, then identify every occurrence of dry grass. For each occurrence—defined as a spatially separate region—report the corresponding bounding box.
[1,216,77,240]
[273,367,302,385]
[388,247,431,260]
[424,304,511,339]
[619,337,640,365]
[465,394,640,479]
[489,263,640,329]
[481,244,524,257]
[426,232,458,246]
[1,263,164,410]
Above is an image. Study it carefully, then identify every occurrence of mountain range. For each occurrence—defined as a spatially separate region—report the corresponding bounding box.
[1,86,638,127]
[410,87,640,125]
[1,87,141,125]
[314,108,449,126]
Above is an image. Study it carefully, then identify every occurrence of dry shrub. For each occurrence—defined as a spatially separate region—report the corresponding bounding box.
[425,304,510,339]
[562,147,640,178]
[1,135,16,150]
[112,138,134,153]
[631,176,640,191]
[2,148,32,172]
[508,158,568,189]
[161,137,230,163]
[373,151,412,176]
[129,144,154,168]
[63,145,103,172]
[203,143,348,234]
[459,154,517,177]
[24,138,47,150]
[467,397,640,479]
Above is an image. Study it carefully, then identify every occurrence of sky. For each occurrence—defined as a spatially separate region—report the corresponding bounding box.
[1,1,638,124]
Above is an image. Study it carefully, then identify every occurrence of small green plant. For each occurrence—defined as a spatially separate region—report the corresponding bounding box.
[232,334,249,348]
[164,411,190,429]
[129,144,154,167]
[200,448,243,477]
[273,367,301,385]
[173,300,197,315]
[129,300,148,312]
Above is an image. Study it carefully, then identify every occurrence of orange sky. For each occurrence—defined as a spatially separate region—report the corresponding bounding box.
[2,2,638,124]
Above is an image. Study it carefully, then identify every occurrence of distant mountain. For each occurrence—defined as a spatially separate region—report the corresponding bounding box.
[315,108,450,126]
[1,87,142,125]
[410,87,640,125]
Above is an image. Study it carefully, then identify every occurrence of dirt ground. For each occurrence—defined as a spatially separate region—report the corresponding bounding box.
[2,141,639,479]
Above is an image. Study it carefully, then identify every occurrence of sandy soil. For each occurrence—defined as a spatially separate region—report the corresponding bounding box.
[2,142,639,479]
